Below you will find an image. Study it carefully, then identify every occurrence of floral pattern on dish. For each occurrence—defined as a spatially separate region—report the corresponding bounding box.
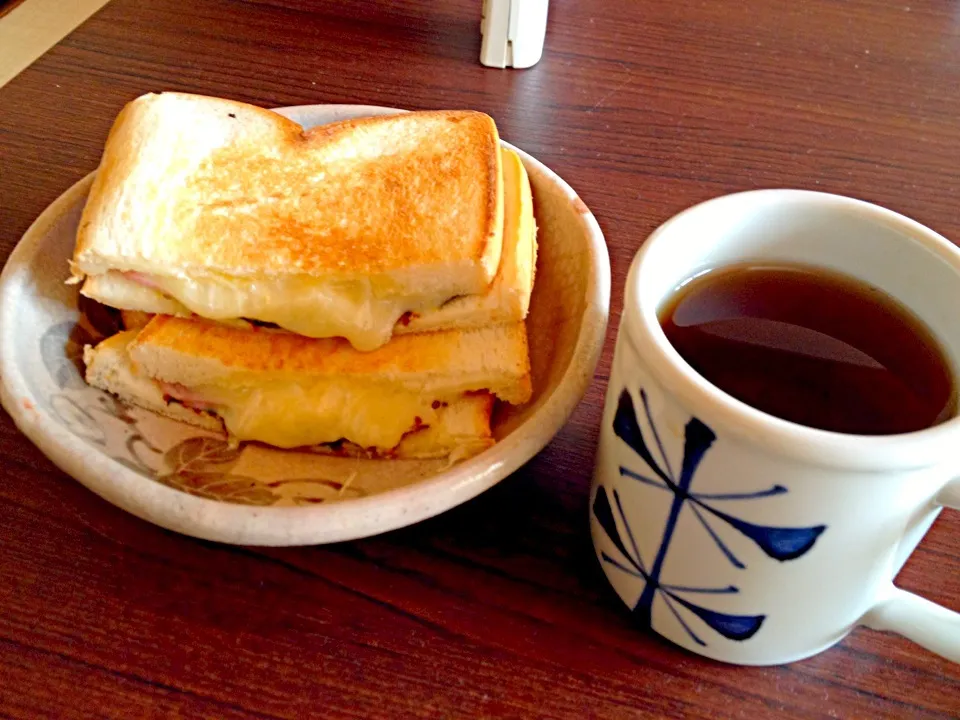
[38,320,368,506]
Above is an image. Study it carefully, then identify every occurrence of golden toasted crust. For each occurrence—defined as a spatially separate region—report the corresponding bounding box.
[129,315,533,405]
[83,144,537,333]
[73,93,503,291]
[85,331,495,459]
[83,330,224,432]
[400,147,537,334]
[119,310,155,331]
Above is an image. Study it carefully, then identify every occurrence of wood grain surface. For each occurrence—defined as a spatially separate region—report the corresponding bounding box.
[2,1,959,717]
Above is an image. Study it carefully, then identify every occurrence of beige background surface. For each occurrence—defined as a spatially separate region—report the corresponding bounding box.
[0,0,112,87]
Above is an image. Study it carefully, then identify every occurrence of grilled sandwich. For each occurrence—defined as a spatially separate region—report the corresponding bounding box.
[77,93,539,461]
[70,93,539,351]
[85,315,532,459]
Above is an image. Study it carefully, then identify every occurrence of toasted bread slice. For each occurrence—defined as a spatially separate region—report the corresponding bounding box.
[84,330,224,432]
[399,147,537,334]
[72,93,504,350]
[84,146,537,340]
[85,330,497,460]
[128,315,531,405]
[119,309,155,332]
[85,315,529,452]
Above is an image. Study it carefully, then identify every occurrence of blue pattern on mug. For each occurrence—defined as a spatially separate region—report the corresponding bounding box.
[593,388,827,646]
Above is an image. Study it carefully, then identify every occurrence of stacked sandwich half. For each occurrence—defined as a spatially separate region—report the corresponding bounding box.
[72,92,537,461]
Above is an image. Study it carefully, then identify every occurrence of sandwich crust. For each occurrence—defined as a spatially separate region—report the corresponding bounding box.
[82,147,537,338]
[72,93,503,290]
[129,315,533,405]
[84,330,496,459]
[399,147,537,334]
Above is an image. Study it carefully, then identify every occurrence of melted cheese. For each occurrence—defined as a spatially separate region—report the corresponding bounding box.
[83,148,526,350]
[198,381,443,449]
[149,274,452,351]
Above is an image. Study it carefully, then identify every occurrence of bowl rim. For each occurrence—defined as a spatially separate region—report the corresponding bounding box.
[0,103,611,546]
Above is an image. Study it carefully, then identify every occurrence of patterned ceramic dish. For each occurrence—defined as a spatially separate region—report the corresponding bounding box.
[0,104,610,546]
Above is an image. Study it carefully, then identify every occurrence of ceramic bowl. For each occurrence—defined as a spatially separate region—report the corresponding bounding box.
[0,104,610,545]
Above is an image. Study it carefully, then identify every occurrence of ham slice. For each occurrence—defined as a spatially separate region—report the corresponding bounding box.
[123,271,162,290]
[160,382,216,412]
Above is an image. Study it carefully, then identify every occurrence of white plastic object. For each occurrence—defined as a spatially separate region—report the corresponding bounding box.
[480,0,549,69]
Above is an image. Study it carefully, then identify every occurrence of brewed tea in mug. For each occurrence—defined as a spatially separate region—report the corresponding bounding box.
[658,263,957,435]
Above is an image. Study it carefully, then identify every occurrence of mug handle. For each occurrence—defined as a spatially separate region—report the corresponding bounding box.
[861,478,960,662]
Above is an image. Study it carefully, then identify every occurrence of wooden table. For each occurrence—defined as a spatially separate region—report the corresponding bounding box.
[2,1,959,717]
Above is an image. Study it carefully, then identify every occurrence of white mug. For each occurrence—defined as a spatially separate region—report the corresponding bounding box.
[590,190,960,665]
